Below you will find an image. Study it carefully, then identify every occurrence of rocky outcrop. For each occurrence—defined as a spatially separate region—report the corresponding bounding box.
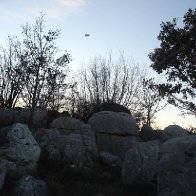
[34,117,98,168]
[122,140,160,186]
[158,135,196,196]
[162,125,188,141]
[88,111,138,162]
[140,124,162,141]
[100,151,122,168]
[88,111,139,136]
[50,116,83,131]
[12,175,48,196]
[19,108,48,128]
[0,108,19,127]
[0,123,41,177]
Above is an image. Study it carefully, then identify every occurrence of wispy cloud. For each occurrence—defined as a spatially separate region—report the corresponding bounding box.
[0,0,88,19]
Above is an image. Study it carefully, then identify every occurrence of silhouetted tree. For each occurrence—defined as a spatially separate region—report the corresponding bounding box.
[12,14,71,109]
[140,78,167,126]
[71,53,145,120]
[0,40,25,108]
[149,9,196,115]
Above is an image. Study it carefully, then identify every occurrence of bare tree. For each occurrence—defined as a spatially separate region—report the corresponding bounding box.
[71,53,145,120]
[12,14,71,109]
[0,39,24,108]
[140,78,167,126]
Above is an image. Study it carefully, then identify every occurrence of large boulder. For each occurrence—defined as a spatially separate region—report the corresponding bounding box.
[50,116,98,161]
[158,135,196,196]
[0,123,41,176]
[88,111,139,136]
[35,128,90,168]
[50,116,83,131]
[0,108,19,127]
[140,124,163,141]
[0,159,6,190]
[162,125,188,141]
[122,140,160,186]
[19,108,48,128]
[12,175,48,196]
[88,111,138,160]
[100,151,122,168]
[96,133,136,159]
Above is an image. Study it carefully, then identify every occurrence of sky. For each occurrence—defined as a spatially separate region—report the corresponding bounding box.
[0,0,196,129]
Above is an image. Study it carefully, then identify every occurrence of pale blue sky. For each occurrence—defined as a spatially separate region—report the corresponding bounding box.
[0,0,196,128]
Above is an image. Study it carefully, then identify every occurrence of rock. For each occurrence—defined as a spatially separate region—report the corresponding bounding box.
[50,116,83,130]
[12,175,48,196]
[19,108,48,128]
[50,117,98,162]
[140,124,162,141]
[162,125,188,141]
[35,128,86,168]
[80,124,98,160]
[0,108,19,127]
[88,111,139,136]
[100,151,122,168]
[96,133,136,159]
[0,166,6,189]
[158,135,196,196]
[0,123,41,176]
[122,140,160,186]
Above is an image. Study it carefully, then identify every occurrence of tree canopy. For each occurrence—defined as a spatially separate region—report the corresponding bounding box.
[0,14,71,110]
[149,8,196,115]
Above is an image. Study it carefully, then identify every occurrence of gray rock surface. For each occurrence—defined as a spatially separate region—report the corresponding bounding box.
[0,123,41,175]
[158,135,196,196]
[122,140,160,185]
[50,116,83,130]
[35,128,87,168]
[100,151,122,168]
[162,125,188,141]
[140,124,162,141]
[0,167,6,189]
[19,108,48,128]
[80,124,98,160]
[0,108,19,127]
[96,133,136,158]
[12,175,48,196]
[88,111,139,135]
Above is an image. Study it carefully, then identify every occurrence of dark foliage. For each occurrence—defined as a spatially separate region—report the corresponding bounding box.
[149,9,196,115]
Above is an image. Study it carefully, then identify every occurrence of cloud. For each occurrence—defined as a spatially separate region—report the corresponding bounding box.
[55,0,87,9]
[0,0,88,19]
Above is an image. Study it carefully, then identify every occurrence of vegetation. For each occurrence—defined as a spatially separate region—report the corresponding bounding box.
[0,14,72,110]
[149,8,196,116]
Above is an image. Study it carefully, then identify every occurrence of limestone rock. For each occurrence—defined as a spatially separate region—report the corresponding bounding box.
[35,128,86,168]
[96,133,136,159]
[80,124,98,160]
[162,125,188,141]
[19,108,48,128]
[100,151,122,168]
[158,135,196,196]
[12,175,48,196]
[88,111,139,136]
[50,116,83,130]
[122,140,160,185]
[140,124,162,141]
[0,123,41,175]
[0,108,19,127]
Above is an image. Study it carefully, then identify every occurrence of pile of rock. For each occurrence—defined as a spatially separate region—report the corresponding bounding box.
[0,108,195,196]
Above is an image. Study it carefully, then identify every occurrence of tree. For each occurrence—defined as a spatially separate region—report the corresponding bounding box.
[140,78,167,126]
[149,9,196,115]
[0,39,25,108]
[70,53,145,121]
[12,14,71,109]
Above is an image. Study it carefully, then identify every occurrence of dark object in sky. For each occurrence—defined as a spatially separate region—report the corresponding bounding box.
[85,34,90,37]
